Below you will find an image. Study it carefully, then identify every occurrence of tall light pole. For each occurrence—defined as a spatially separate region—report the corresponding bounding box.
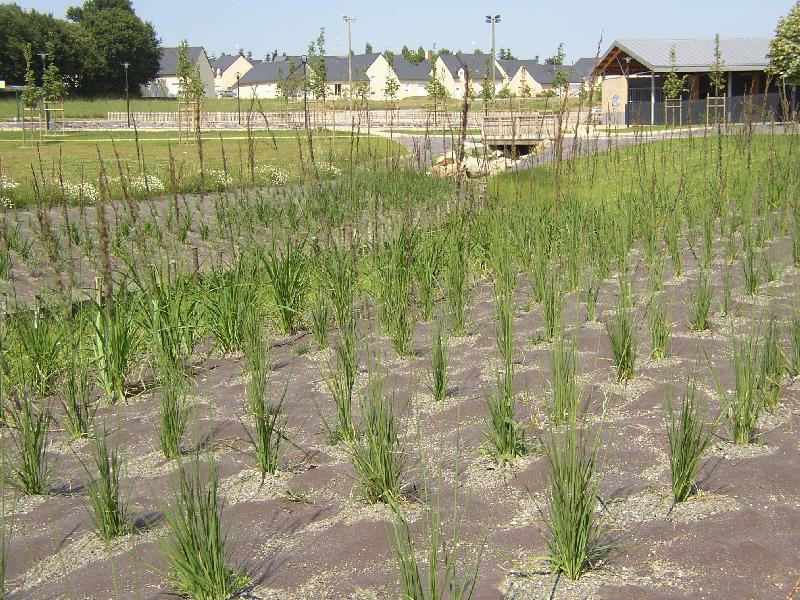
[485,15,500,99]
[301,55,309,132]
[38,52,49,130]
[122,62,131,128]
[236,71,241,125]
[342,15,357,112]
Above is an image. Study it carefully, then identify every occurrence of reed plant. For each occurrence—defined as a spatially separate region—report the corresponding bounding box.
[348,367,404,504]
[427,327,449,402]
[324,328,357,443]
[665,381,718,504]
[721,334,763,445]
[85,426,128,540]
[159,380,188,461]
[742,234,759,296]
[7,394,51,495]
[162,454,248,600]
[414,230,443,321]
[9,307,64,398]
[759,316,784,411]
[61,351,96,439]
[391,502,482,600]
[605,283,636,382]
[92,296,135,405]
[550,337,579,425]
[262,238,307,334]
[648,298,670,360]
[584,276,600,322]
[201,260,257,354]
[790,310,800,377]
[445,228,469,337]
[242,314,284,479]
[540,273,563,343]
[687,271,712,332]
[379,230,415,356]
[540,421,609,580]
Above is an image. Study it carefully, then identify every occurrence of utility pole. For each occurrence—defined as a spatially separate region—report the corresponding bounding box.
[301,55,309,131]
[123,62,131,128]
[485,15,501,99]
[343,15,357,112]
[236,71,241,125]
[38,52,49,130]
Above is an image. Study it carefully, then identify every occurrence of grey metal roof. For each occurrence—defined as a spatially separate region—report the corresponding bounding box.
[239,60,300,85]
[440,53,504,81]
[607,38,771,73]
[389,57,431,81]
[570,57,599,81]
[158,46,206,76]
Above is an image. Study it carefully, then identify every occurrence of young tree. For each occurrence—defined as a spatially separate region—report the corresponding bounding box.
[22,44,42,108]
[42,38,69,103]
[519,68,533,98]
[307,28,328,103]
[426,64,450,111]
[769,0,800,85]
[365,42,373,54]
[709,33,726,96]
[276,59,300,105]
[383,74,400,104]
[545,43,566,66]
[662,45,688,100]
[479,58,494,103]
[176,40,205,103]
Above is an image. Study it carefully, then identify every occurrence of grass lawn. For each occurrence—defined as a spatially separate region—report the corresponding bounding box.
[0,95,595,119]
[0,129,407,206]
[490,131,798,208]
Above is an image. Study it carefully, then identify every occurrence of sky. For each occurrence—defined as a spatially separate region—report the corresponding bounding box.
[14,0,794,61]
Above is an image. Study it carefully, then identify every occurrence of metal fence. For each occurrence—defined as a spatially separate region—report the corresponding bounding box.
[624,93,795,126]
[107,110,486,129]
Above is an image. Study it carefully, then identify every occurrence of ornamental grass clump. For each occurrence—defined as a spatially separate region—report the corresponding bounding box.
[242,314,284,479]
[201,260,257,354]
[391,502,482,600]
[648,298,670,359]
[7,394,51,495]
[665,381,718,504]
[540,421,609,581]
[348,366,404,504]
[540,273,563,343]
[445,228,469,337]
[605,282,636,382]
[427,326,449,402]
[85,426,128,541]
[378,229,415,357]
[550,336,579,425]
[721,334,763,445]
[92,295,135,405]
[61,351,96,439]
[687,271,712,332]
[159,380,188,461]
[262,238,307,334]
[759,316,784,411]
[162,454,248,600]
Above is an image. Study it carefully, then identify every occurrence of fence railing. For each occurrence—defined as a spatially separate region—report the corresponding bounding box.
[482,114,559,141]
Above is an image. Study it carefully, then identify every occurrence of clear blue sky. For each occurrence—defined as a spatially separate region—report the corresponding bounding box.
[15,0,794,61]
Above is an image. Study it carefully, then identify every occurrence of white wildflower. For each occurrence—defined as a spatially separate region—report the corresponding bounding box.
[256,165,288,186]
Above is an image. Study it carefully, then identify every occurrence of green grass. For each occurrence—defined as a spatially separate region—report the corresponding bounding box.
[427,327,449,403]
[0,128,405,207]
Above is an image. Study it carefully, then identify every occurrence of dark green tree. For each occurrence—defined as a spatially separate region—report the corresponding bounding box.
[66,0,160,96]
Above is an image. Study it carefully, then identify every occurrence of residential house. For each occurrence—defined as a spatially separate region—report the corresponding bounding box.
[594,37,781,124]
[141,46,215,98]
[434,53,507,98]
[211,53,254,95]
[569,57,600,95]
[238,60,302,99]
[238,53,393,100]
[386,57,431,99]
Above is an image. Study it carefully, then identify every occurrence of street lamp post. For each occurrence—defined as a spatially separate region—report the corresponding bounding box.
[236,72,241,125]
[122,62,131,128]
[38,52,49,130]
[342,15,357,112]
[301,55,309,132]
[485,15,501,100]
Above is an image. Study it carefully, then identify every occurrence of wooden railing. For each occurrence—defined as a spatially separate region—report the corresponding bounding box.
[482,113,559,141]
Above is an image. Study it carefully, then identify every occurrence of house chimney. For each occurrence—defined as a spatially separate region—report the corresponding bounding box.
[427,50,434,62]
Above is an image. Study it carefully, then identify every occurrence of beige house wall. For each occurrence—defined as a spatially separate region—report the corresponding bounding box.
[506,67,544,97]
[239,82,279,100]
[217,55,254,92]
[601,75,628,116]
[365,55,393,99]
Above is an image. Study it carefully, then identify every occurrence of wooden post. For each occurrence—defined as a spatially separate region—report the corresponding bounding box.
[192,246,200,281]
[650,71,656,126]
